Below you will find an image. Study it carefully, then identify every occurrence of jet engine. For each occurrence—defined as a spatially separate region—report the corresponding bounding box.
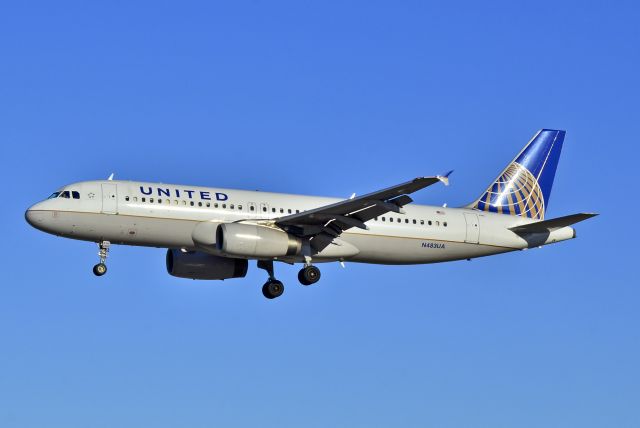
[216,223,302,258]
[166,249,248,280]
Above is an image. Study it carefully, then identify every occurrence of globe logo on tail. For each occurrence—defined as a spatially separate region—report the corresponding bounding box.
[474,162,545,220]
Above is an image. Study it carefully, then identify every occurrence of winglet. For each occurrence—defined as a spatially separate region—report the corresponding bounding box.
[107,173,114,181]
[436,170,453,186]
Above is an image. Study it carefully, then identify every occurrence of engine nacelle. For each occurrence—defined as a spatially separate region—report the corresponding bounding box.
[216,223,302,258]
[166,249,248,280]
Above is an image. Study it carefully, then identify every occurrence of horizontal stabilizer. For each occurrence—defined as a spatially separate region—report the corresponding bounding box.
[509,213,598,234]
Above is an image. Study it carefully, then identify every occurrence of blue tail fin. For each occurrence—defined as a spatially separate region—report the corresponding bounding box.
[470,129,565,220]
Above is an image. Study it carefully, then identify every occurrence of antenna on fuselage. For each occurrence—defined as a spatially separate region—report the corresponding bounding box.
[107,173,114,181]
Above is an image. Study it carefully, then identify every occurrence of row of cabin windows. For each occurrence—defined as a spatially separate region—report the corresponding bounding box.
[125,195,245,210]
[262,206,300,214]
[125,195,305,215]
[124,195,446,226]
[376,216,448,227]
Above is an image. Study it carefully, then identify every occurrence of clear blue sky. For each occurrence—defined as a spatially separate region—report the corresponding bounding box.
[1,1,638,427]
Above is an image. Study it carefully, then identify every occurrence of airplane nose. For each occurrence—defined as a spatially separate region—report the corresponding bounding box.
[25,208,39,228]
[25,204,47,230]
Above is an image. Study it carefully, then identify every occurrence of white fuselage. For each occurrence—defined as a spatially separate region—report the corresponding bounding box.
[25,180,575,264]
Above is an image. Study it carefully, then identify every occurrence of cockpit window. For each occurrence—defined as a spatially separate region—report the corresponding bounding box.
[60,191,71,198]
[72,191,80,199]
[48,192,60,199]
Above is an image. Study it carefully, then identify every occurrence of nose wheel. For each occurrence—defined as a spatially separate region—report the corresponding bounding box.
[93,241,110,277]
[93,263,107,276]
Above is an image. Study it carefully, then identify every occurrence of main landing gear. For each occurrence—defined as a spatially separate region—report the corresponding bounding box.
[298,265,321,286]
[93,241,110,276]
[257,260,322,299]
[258,260,284,299]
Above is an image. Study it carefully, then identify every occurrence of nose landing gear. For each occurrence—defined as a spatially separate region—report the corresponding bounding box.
[93,241,110,276]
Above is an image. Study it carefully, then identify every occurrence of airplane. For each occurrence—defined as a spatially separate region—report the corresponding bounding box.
[25,129,596,299]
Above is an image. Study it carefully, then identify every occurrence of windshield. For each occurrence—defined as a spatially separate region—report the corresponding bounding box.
[47,190,80,199]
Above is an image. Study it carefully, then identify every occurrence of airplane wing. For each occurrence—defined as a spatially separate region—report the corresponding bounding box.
[509,213,598,234]
[275,173,452,251]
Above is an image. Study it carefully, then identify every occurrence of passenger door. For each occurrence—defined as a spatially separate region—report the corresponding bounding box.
[101,183,118,214]
[463,213,479,244]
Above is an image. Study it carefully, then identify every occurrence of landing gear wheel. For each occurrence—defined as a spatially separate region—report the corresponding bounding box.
[93,263,107,276]
[298,265,321,286]
[262,280,284,299]
[93,241,111,277]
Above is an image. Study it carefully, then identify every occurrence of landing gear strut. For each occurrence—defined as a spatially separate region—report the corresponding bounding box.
[93,241,110,276]
[298,264,321,286]
[258,260,284,299]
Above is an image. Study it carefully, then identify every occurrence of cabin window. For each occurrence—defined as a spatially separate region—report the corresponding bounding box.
[198,202,202,207]
[397,218,401,223]
[444,222,448,227]
[222,203,227,209]
[133,197,138,202]
[263,206,267,212]
[382,217,386,221]
[157,199,162,204]
[405,219,409,224]
[142,197,146,202]
[238,205,243,210]
[206,202,210,207]
[125,196,130,202]
[428,220,432,226]
[413,219,416,224]
[436,221,440,226]
[250,205,255,211]
[174,200,178,205]
[214,203,219,208]
[190,201,194,206]
[420,220,424,225]
[272,208,276,213]
[182,200,186,205]
[296,209,300,213]
[288,209,292,214]
[230,204,234,209]
[150,198,155,203]
[280,208,284,213]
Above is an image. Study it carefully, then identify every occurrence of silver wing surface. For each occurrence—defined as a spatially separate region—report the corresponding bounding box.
[275,174,451,251]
